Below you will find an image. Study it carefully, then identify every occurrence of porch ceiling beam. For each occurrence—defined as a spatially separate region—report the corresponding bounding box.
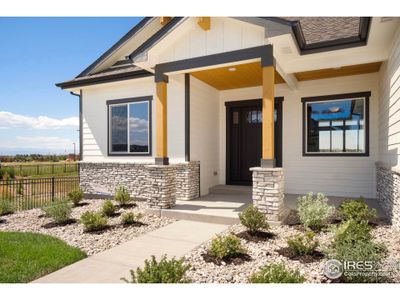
[261,66,275,168]
[276,62,298,90]
[160,17,172,26]
[198,17,211,31]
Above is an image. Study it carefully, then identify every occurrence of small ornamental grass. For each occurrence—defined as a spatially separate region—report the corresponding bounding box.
[41,200,72,224]
[208,234,247,260]
[122,255,191,283]
[239,205,270,234]
[80,211,108,232]
[297,192,335,230]
[287,231,319,256]
[249,263,305,283]
[121,212,142,225]
[114,186,132,206]
[338,198,377,222]
[0,199,14,216]
[102,200,117,217]
[67,188,84,206]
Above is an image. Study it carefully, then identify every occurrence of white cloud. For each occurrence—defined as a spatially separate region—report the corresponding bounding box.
[3,136,75,151]
[0,111,78,130]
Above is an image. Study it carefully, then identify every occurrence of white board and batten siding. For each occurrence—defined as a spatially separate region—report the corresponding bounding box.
[219,73,380,199]
[378,26,400,169]
[81,75,187,164]
[152,18,265,67]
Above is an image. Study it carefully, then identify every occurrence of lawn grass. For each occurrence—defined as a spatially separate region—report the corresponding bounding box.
[0,232,86,283]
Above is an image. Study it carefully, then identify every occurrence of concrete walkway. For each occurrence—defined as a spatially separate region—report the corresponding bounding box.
[33,220,227,283]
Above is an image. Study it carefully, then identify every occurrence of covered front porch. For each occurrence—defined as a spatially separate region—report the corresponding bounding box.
[147,185,387,225]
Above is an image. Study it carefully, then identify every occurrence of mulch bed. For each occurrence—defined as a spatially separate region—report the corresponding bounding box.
[235,230,275,242]
[41,219,77,228]
[201,252,252,265]
[276,247,324,263]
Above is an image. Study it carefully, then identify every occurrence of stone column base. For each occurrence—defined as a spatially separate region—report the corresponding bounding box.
[250,167,285,222]
[144,165,176,209]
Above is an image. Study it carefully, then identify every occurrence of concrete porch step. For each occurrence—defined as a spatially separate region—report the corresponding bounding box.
[208,184,252,195]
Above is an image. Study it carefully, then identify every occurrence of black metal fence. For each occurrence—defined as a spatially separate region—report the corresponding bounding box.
[1,163,78,177]
[0,176,80,211]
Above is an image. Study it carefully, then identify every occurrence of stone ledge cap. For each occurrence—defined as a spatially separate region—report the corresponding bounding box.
[250,167,284,172]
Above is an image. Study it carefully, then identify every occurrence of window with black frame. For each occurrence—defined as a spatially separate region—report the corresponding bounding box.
[108,97,152,155]
[302,92,370,156]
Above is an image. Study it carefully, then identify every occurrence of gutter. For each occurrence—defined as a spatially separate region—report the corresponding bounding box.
[70,91,83,162]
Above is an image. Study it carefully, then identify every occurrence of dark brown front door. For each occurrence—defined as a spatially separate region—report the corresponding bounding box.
[226,98,283,185]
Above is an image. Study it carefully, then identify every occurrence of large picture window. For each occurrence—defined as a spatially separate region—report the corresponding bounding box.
[302,92,370,156]
[107,96,152,156]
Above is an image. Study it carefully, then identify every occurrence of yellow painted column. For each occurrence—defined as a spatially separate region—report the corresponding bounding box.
[262,66,275,164]
[156,81,168,161]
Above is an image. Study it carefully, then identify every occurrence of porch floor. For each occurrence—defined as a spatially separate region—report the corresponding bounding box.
[147,185,386,225]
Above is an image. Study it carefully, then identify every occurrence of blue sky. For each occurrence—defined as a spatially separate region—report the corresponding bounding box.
[0,17,143,155]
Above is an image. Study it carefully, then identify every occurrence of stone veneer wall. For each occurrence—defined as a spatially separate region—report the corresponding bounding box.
[376,162,400,229]
[79,161,200,208]
[250,167,285,221]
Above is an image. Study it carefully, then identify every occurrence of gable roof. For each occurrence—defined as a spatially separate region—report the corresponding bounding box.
[56,17,372,89]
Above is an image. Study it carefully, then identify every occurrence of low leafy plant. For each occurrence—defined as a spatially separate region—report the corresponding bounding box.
[122,255,191,283]
[80,211,108,232]
[67,188,84,206]
[102,200,116,217]
[114,186,132,206]
[330,220,386,283]
[249,263,305,283]
[0,199,14,216]
[208,234,246,260]
[338,198,377,222]
[297,192,335,230]
[239,205,270,234]
[121,212,142,225]
[41,201,72,224]
[287,231,319,256]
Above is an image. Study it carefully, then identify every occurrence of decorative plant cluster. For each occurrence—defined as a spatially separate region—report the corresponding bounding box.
[80,211,108,232]
[338,198,377,222]
[287,231,319,256]
[0,167,15,180]
[208,234,247,260]
[121,212,142,225]
[297,192,335,230]
[102,200,117,217]
[0,198,14,216]
[41,200,72,224]
[249,263,305,283]
[239,205,270,235]
[114,186,132,206]
[122,255,191,283]
[67,188,84,206]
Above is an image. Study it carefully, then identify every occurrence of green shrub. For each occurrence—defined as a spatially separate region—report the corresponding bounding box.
[330,220,385,283]
[114,186,131,206]
[102,200,116,217]
[338,198,377,222]
[0,199,14,216]
[121,212,142,225]
[208,234,246,260]
[297,192,335,230]
[122,255,191,283]
[0,168,5,179]
[67,188,84,206]
[5,167,15,179]
[249,263,305,283]
[41,201,72,224]
[80,211,108,232]
[239,205,270,234]
[287,231,318,256]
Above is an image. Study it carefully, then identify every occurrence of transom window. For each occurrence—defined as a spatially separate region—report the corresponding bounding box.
[302,92,370,156]
[107,96,152,155]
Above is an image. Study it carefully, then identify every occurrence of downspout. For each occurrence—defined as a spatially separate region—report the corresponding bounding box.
[70,90,83,162]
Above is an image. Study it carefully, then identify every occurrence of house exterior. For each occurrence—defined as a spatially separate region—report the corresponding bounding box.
[57,17,400,228]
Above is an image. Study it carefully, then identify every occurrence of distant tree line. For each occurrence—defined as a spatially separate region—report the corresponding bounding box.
[0,154,68,163]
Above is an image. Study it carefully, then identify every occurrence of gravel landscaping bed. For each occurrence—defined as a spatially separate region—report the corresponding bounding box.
[184,219,400,283]
[0,199,174,255]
